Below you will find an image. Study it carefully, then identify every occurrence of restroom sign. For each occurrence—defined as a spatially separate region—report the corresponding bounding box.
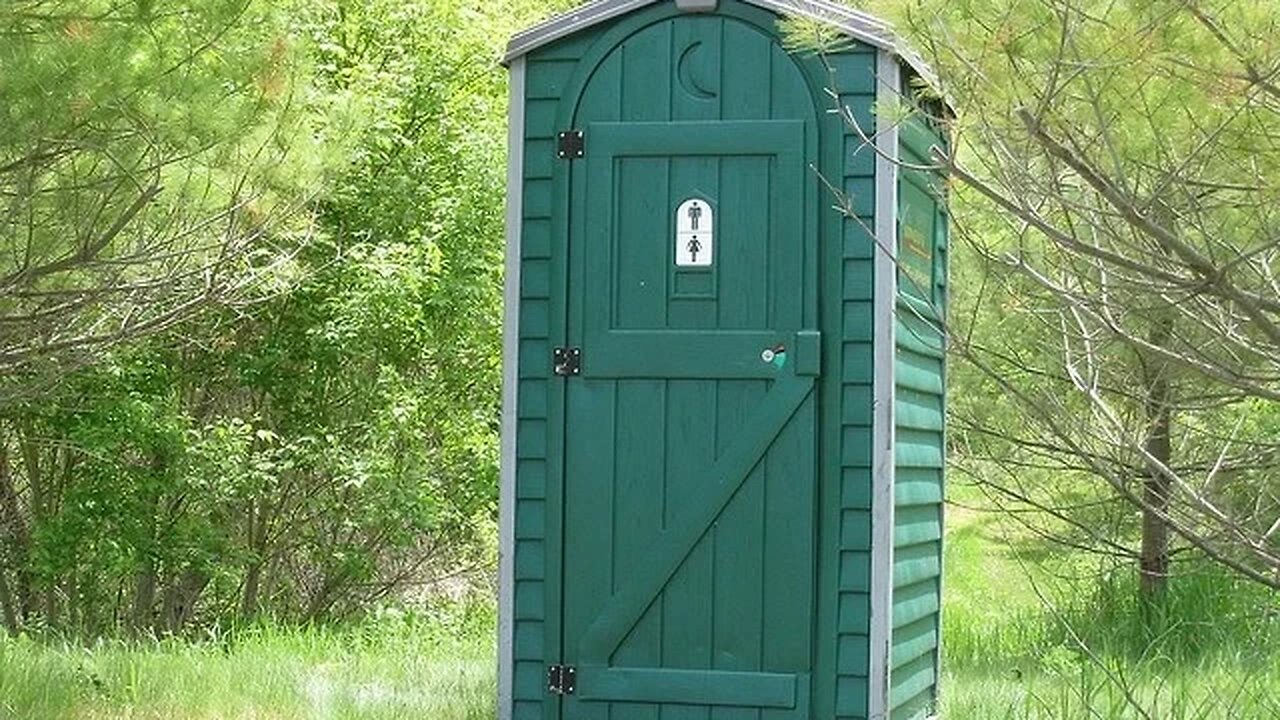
[675,198,714,267]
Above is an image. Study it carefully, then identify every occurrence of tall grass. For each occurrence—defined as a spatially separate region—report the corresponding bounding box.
[4,504,1279,719]
[0,601,497,720]
[941,499,1280,719]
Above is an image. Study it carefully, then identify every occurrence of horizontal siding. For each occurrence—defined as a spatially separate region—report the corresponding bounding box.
[896,467,943,506]
[895,505,942,546]
[893,540,941,588]
[838,80,877,720]
[889,653,936,715]
[889,68,948,720]
[509,40,601,717]
[890,615,938,670]
[890,685,935,720]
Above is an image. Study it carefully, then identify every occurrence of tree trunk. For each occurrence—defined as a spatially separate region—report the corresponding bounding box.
[0,436,34,624]
[161,568,208,634]
[1139,317,1175,599]
[0,570,18,635]
[240,500,263,618]
[131,558,158,634]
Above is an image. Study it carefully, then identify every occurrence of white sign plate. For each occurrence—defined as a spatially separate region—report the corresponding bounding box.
[675,198,713,267]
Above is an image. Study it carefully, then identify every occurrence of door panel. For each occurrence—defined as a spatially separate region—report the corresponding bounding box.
[559,118,818,719]
[554,13,821,718]
[582,122,806,379]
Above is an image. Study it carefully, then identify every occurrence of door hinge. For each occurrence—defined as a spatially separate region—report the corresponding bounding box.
[553,347,582,376]
[557,130,584,159]
[547,664,577,695]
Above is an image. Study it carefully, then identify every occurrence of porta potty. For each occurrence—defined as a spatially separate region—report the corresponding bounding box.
[498,2,950,718]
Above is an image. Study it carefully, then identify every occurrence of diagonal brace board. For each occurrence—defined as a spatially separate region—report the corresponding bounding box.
[578,373,815,662]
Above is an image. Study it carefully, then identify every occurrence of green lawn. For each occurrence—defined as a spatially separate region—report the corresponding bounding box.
[3,498,1279,719]
[939,483,1280,719]
[0,607,497,720]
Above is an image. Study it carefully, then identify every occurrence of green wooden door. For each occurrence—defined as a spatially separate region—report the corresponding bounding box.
[557,117,819,718]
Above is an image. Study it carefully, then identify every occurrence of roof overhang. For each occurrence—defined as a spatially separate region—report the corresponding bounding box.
[502,0,952,114]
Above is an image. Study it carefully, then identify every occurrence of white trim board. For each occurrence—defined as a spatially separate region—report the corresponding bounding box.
[496,55,526,720]
[867,48,900,720]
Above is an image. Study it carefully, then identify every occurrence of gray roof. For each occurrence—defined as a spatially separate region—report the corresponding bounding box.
[503,0,948,108]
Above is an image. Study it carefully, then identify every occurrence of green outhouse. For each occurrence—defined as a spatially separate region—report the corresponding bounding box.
[497,2,950,719]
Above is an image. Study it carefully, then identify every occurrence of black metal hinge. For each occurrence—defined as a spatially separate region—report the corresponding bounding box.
[547,664,577,695]
[557,130,584,159]
[553,347,582,376]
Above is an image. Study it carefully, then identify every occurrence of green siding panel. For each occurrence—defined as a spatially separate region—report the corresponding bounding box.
[896,429,944,469]
[896,387,943,431]
[517,339,548,379]
[892,579,940,629]
[840,550,871,591]
[829,53,877,92]
[842,111,877,176]
[519,300,550,339]
[524,99,558,138]
[514,621,544,660]
[514,580,544,620]
[520,218,551,259]
[836,674,869,717]
[512,701,541,720]
[514,418,546,459]
[838,634,871,675]
[516,499,546,539]
[514,540,544,580]
[523,139,555,180]
[895,471,943,507]
[510,33,599,720]
[889,654,936,715]
[891,615,938,670]
[515,459,545,499]
[843,342,874,383]
[895,352,944,395]
[890,687,934,720]
[843,259,874,301]
[526,59,576,99]
[843,216,876,259]
[841,468,872,509]
[843,300,874,340]
[519,258,549,298]
[513,660,545,699]
[894,505,943,547]
[887,60,948,720]
[843,176,876,217]
[841,425,873,467]
[839,592,871,633]
[517,379,547,418]
[842,384,873,425]
[893,540,941,588]
[522,179,552,219]
[842,509,873,551]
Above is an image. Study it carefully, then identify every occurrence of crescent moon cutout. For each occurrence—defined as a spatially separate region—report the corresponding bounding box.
[677,42,717,100]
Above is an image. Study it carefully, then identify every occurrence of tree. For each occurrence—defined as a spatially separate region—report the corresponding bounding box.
[0,0,574,636]
[873,0,1280,593]
[0,0,331,403]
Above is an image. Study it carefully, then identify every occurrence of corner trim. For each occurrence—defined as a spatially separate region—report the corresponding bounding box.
[496,55,526,720]
[868,48,900,720]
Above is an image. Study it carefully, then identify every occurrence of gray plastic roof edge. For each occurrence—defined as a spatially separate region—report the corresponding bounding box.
[502,0,951,112]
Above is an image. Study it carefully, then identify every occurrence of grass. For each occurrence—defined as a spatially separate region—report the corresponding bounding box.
[4,497,1279,718]
[940,481,1280,719]
[0,603,497,720]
